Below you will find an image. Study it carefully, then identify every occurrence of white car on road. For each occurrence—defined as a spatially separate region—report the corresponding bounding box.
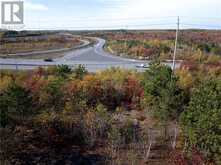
[136,63,149,68]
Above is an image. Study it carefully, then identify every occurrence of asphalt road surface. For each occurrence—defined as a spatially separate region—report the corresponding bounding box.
[0,38,176,72]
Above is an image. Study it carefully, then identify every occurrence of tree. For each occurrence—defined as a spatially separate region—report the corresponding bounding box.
[4,83,33,124]
[0,92,9,127]
[143,62,188,149]
[56,65,72,76]
[180,79,221,163]
[48,65,72,78]
[143,62,187,122]
[176,68,194,90]
[2,30,19,38]
[40,78,65,112]
[212,45,221,55]
[73,65,88,80]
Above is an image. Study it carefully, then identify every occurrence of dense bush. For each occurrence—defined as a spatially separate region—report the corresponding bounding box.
[0,83,33,125]
[106,39,172,59]
[197,43,221,55]
[39,77,65,112]
[0,93,9,127]
[0,64,220,164]
[143,62,187,122]
[180,79,221,164]
[104,30,221,62]
[54,65,72,77]
[72,64,88,79]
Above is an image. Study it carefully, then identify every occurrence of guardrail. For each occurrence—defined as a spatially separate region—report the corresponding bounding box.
[0,63,56,70]
[0,62,178,71]
[0,62,149,72]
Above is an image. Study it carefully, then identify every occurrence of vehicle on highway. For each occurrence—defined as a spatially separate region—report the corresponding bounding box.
[44,58,53,62]
[136,63,149,68]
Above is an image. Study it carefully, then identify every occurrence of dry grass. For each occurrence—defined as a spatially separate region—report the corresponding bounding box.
[0,35,82,55]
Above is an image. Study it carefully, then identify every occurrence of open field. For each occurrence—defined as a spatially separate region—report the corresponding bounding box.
[0,31,82,56]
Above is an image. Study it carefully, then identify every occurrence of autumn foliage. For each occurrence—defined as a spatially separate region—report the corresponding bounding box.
[0,63,220,164]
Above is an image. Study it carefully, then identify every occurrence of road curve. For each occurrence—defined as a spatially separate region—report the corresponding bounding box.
[0,38,175,72]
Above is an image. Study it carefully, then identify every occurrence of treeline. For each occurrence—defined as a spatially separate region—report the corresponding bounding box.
[0,30,56,38]
[0,64,220,164]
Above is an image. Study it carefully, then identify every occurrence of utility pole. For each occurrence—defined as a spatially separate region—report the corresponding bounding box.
[172,16,179,71]
[124,25,128,55]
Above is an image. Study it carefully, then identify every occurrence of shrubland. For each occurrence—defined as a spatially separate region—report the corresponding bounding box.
[103,30,221,63]
[0,61,220,164]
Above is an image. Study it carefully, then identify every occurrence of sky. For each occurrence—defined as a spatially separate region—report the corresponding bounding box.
[1,0,221,30]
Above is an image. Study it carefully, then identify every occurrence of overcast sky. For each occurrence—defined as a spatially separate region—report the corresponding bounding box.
[9,0,221,29]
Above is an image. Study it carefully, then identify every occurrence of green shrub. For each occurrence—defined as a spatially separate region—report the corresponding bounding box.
[180,79,221,163]
[4,83,33,124]
[0,93,9,127]
[73,64,88,79]
[143,62,187,122]
[40,78,65,112]
[48,65,72,78]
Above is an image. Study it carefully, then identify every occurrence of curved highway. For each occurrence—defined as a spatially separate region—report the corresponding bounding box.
[0,38,174,72]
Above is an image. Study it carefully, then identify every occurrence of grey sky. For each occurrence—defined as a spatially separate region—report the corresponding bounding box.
[21,0,221,29]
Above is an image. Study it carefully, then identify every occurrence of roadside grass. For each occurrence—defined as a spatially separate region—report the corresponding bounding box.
[0,34,82,58]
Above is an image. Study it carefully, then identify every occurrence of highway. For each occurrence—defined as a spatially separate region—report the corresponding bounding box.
[0,38,175,72]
